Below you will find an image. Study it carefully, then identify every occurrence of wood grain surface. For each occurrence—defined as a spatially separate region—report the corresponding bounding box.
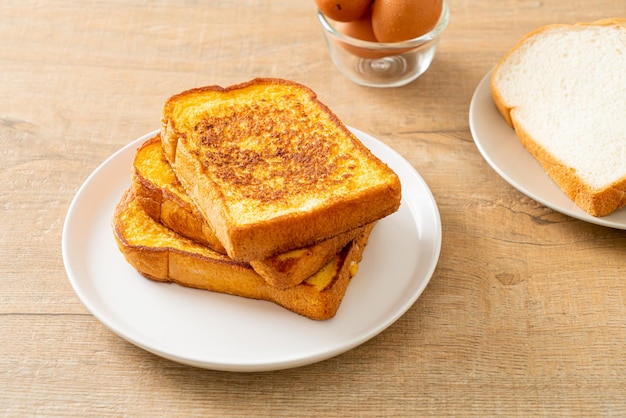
[1,0,625,416]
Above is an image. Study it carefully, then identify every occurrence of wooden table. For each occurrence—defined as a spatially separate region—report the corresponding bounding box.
[2,0,625,415]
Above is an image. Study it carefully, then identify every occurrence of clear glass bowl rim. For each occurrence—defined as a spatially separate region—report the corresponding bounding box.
[317,0,449,50]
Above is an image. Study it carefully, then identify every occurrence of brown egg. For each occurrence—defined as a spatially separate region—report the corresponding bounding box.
[335,12,378,42]
[372,0,443,43]
[316,0,372,22]
[334,12,390,59]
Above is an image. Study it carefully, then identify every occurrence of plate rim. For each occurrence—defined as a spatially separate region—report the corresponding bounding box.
[62,127,442,371]
[469,69,626,230]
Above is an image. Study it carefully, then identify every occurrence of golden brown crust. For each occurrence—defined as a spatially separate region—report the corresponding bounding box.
[112,189,374,320]
[132,135,226,253]
[161,78,401,260]
[509,121,626,217]
[490,18,626,217]
[132,135,376,287]
[250,224,368,289]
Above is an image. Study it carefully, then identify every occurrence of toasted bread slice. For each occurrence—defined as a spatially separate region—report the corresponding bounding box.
[132,135,370,289]
[161,78,401,261]
[112,189,374,320]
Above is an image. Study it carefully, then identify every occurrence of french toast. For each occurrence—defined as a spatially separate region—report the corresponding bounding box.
[161,78,401,261]
[132,135,369,289]
[112,189,374,320]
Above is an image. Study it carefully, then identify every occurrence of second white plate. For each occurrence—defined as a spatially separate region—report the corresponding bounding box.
[469,70,626,229]
[62,127,442,372]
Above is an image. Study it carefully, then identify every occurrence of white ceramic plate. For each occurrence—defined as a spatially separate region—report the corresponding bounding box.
[62,127,442,372]
[469,70,626,229]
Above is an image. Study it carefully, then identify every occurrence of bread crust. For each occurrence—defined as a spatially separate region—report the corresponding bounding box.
[249,224,368,289]
[112,189,374,320]
[507,116,626,217]
[161,78,401,260]
[490,18,626,217]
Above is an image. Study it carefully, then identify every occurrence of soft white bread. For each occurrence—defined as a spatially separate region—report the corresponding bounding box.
[491,19,626,217]
[161,78,401,261]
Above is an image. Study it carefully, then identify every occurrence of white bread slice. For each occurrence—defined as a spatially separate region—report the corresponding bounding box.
[491,19,626,217]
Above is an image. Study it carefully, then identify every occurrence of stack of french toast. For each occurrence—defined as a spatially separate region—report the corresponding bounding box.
[112,78,402,320]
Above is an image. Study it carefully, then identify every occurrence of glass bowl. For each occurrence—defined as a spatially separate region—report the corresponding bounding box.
[317,1,449,88]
